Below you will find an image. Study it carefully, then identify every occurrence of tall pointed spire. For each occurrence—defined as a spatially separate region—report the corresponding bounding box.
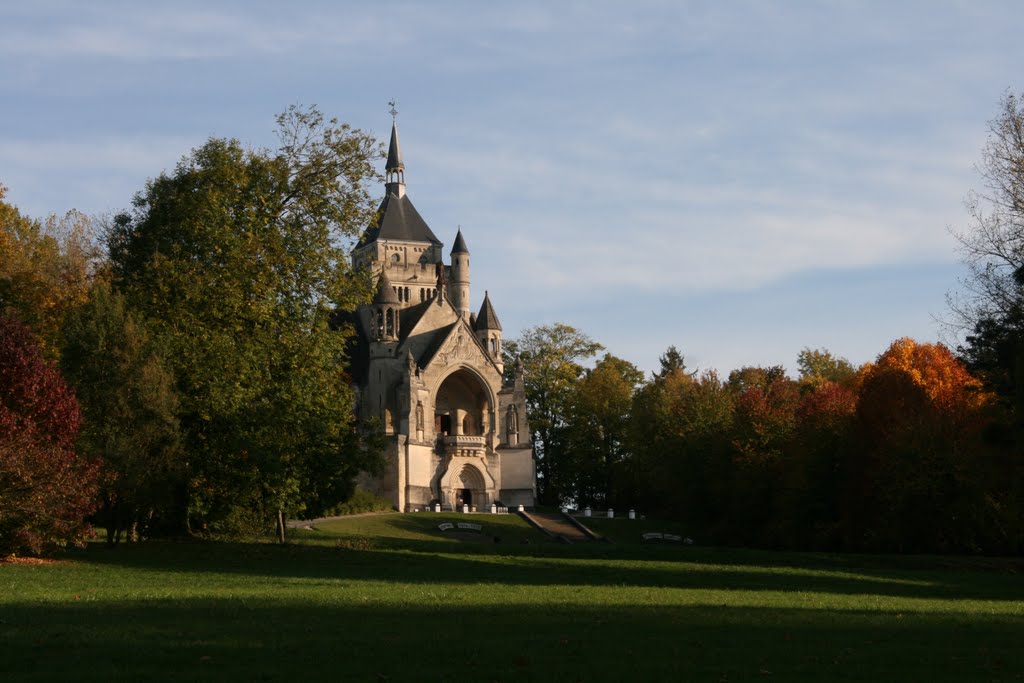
[386,122,403,174]
[385,100,405,197]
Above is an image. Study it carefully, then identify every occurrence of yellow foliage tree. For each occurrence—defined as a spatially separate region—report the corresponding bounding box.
[0,184,96,354]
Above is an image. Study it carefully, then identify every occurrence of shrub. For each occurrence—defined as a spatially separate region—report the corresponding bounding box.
[325,488,393,516]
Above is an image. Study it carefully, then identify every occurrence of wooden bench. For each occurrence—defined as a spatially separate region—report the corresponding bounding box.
[642,532,692,543]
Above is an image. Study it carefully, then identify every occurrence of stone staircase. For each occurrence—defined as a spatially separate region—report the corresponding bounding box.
[520,510,597,543]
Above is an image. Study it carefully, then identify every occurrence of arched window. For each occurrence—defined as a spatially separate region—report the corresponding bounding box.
[374,310,384,339]
[404,287,409,302]
[385,308,394,337]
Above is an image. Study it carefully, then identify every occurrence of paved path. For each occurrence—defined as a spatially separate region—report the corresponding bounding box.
[522,511,594,543]
[285,511,399,528]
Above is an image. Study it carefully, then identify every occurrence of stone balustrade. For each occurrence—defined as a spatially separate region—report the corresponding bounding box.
[443,434,486,457]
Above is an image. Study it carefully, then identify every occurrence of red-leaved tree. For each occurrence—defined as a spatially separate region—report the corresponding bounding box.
[0,314,99,555]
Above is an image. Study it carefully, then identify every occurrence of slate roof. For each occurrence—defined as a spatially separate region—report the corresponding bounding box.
[474,291,502,331]
[450,228,469,254]
[397,299,433,343]
[358,192,442,247]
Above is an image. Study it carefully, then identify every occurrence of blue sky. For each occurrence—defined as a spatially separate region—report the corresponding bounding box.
[2,1,1021,375]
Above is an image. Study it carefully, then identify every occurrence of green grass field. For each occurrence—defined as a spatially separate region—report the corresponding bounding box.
[3,512,1023,682]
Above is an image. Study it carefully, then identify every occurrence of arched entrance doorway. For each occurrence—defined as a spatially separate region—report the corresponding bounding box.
[448,463,486,510]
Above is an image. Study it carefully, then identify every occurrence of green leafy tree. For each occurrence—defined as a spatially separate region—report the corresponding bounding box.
[796,347,856,387]
[106,105,384,538]
[727,365,788,394]
[564,354,643,507]
[60,279,184,543]
[503,323,603,505]
[630,365,734,530]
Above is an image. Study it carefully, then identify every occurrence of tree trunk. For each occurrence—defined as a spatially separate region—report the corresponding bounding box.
[276,509,287,544]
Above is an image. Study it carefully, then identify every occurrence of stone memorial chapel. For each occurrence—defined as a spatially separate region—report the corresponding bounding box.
[346,116,535,512]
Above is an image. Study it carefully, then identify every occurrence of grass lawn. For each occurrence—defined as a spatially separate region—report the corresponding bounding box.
[2,512,1023,682]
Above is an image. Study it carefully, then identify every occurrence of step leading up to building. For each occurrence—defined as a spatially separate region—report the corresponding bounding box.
[520,510,597,543]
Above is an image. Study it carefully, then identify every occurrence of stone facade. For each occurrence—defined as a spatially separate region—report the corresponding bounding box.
[347,118,535,512]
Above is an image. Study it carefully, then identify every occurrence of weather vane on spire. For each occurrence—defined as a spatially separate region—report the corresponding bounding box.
[388,99,398,121]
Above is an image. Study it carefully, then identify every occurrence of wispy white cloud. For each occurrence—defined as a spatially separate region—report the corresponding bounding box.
[0,136,196,172]
[3,0,1023,372]
[0,4,384,60]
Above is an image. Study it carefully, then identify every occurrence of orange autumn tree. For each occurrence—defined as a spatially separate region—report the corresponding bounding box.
[854,338,995,552]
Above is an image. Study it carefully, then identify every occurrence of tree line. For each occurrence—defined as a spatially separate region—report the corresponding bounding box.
[507,329,1021,554]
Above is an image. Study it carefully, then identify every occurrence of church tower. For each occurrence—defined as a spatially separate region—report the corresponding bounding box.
[351,107,444,306]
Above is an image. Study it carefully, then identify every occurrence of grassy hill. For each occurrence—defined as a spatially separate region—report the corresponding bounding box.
[3,512,1023,682]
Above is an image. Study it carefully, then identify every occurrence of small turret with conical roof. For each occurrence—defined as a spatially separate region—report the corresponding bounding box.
[475,290,503,371]
[451,228,468,255]
[450,227,471,319]
[373,269,401,305]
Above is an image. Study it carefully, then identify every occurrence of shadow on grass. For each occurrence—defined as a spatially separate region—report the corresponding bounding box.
[2,598,1021,683]
[55,538,1024,604]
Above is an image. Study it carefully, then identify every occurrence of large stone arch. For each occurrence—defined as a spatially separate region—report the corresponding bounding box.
[430,365,497,438]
